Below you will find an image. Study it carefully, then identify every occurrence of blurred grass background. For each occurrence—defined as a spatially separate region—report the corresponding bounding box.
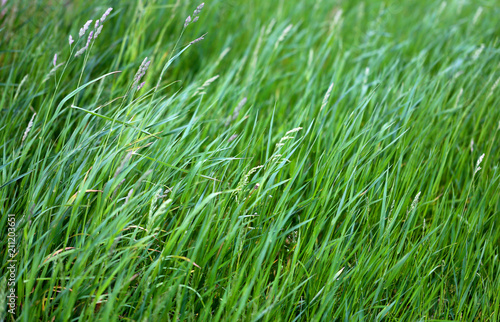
[1,0,499,320]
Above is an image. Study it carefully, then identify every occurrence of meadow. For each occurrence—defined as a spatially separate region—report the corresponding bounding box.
[1,0,499,320]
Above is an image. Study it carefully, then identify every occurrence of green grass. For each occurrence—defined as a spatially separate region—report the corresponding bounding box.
[1,0,499,320]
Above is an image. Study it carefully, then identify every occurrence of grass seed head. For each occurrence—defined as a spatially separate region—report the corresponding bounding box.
[125,189,134,204]
[86,31,93,47]
[185,3,204,28]
[194,3,205,15]
[43,62,64,82]
[475,153,485,174]
[486,77,499,100]
[235,97,247,113]
[79,20,93,37]
[235,165,264,202]
[321,83,334,111]
[94,25,103,39]
[228,134,238,142]
[280,136,295,142]
[22,113,36,143]
[194,75,219,96]
[74,46,87,57]
[330,9,343,30]
[275,24,293,48]
[409,191,421,213]
[100,8,113,23]
[274,128,302,152]
[285,127,302,135]
[472,44,485,60]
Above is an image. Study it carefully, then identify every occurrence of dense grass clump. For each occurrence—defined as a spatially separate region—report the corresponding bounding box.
[1,0,499,320]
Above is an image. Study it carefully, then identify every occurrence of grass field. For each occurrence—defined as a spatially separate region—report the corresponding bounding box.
[1,0,500,320]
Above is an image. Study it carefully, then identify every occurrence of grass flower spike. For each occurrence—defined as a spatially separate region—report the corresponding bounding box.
[79,20,92,37]
[184,16,192,27]
[475,153,485,174]
[184,3,204,27]
[100,8,113,22]
[22,113,36,143]
[133,57,151,89]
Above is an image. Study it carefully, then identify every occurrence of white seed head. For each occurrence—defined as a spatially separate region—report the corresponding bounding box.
[321,82,334,111]
[266,19,276,35]
[202,75,220,86]
[285,127,302,135]
[475,153,485,174]
[100,8,113,23]
[472,44,485,60]
[133,57,151,86]
[86,31,93,47]
[43,63,64,82]
[331,9,343,30]
[275,24,293,48]
[22,113,36,143]
[85,20,92,28]
[236,165,264,196]
[68,35,74,45]
[280,136,295,142]
[228,134,238,142]
[74,46,87,57]
[94,25,103,39]
[334,267,345,280]
[476,153,485,168]
[409,191,421,213]
[53,53,57,67]
[486,76,500,100]
[194,75,219,96]
[125,188,134,204]
[79,20,93,37]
